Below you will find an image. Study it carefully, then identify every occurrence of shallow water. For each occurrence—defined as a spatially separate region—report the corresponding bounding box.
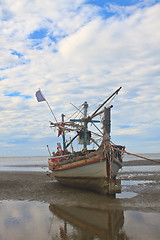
[116,191,137,198]
[121,165,160,173]
[0,166,48,171]
[121,180,155,185]
[0,200,159,240]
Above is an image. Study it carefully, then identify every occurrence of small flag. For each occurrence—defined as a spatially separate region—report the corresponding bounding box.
[35,89,46,102]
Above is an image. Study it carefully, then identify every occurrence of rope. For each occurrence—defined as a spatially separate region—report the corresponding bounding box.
[65,105,83,122]
[109,142,160,165]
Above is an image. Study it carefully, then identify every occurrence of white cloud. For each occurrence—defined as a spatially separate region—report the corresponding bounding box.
[0,1,160,155]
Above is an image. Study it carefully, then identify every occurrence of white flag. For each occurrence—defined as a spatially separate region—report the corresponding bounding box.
[35,90,46,102]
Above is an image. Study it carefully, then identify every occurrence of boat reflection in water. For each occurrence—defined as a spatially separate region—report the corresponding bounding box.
[49,203,127,240]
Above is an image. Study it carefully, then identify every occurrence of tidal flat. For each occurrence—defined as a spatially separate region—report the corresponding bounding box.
[0,159,160,240]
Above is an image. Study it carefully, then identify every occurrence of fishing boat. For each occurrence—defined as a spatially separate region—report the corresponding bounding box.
[36,87,125,194]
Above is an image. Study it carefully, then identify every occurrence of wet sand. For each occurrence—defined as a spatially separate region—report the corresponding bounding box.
[0,160,160,212]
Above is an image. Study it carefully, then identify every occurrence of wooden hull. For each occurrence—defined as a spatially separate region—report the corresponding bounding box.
[53,159,107,178]
[54,176,121,194]
[49,158,122,194]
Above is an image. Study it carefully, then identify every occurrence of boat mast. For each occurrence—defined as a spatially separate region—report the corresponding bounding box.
[103,106,112,144]
[83,101,88,150]
[61,114,66,150]
[68,87,122,151]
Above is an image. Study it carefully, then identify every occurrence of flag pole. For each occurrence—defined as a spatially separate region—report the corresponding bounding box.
[45,99,58,124]
[36,89,58,124]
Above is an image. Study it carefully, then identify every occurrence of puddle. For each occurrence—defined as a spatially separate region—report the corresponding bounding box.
[116,191,137,199]
[123,211,160,240]
[0,200,159,240]
[122,172,154,177]
[121,180,154,186]
[116,180,155,199]
[121,165,160,173]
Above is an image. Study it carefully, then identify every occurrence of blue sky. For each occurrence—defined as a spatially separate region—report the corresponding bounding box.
[0,0,160,156]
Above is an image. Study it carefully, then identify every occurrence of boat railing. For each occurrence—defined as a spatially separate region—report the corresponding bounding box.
[48,154,74,160]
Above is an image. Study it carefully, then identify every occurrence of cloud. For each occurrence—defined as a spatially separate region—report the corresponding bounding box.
[0,0,160,155]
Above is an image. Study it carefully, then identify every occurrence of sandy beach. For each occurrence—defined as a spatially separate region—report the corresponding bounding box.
[0,160,160,213]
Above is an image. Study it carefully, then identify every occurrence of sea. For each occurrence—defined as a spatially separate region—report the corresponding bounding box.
[0,153,160,172]
[0,153,160,240]
[0,156,48,171]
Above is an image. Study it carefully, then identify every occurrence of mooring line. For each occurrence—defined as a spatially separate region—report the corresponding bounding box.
[109,140,160,165]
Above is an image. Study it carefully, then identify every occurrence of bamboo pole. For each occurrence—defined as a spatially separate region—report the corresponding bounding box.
[91,87,122,118]
[46,145,51,157]
[65,134,79,149]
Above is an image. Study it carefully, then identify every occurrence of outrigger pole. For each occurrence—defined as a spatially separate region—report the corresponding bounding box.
[90,87,122,119]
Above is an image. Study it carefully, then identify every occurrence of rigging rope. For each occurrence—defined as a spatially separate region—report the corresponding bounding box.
[109,140,160,165]
[65,106,83,122]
